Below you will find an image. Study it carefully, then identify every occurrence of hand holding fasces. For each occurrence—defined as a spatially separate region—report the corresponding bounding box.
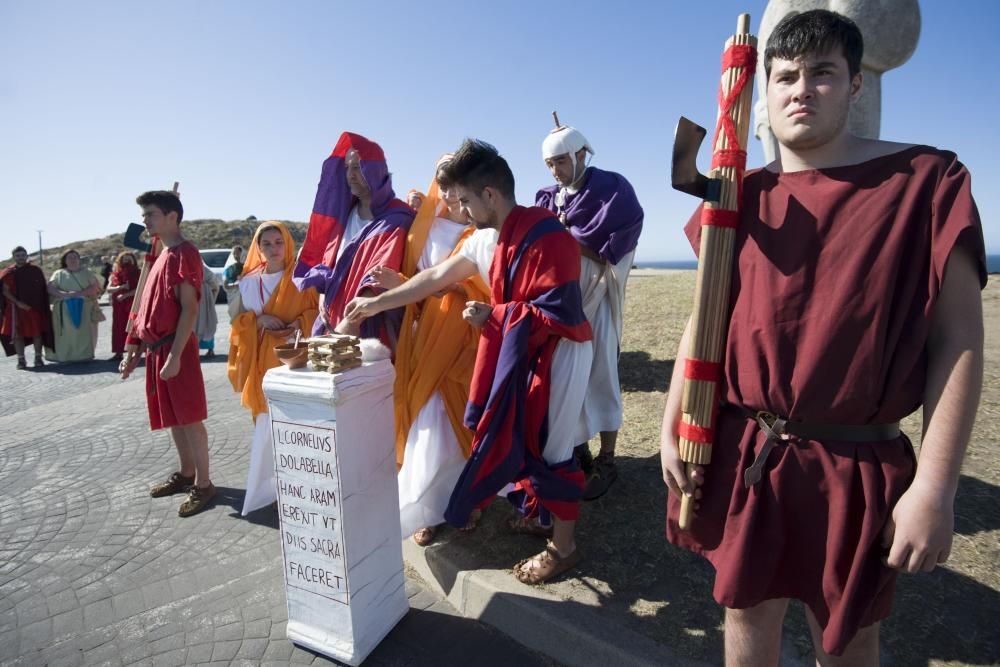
[660,418,703,509]
[462,301,490,327]
[882,479,954,573]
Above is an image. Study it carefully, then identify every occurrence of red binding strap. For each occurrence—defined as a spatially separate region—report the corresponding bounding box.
[685,358,723,382]
[701,208,739,229]
[712,44,757,168]
[679,421,714,444]
[711,148,747,171]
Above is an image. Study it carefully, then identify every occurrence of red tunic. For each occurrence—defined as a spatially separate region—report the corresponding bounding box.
[1,263,54,355]
[109,263,139,354]
[132,240,208,430]
[667,146,986,655]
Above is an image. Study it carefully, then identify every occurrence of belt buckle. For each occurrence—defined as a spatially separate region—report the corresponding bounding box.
[756,411,778,429]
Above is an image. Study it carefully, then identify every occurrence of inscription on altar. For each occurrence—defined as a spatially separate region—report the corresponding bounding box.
[272,419,349,605]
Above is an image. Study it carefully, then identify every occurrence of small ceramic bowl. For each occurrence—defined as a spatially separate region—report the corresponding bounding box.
[274,343,309,369]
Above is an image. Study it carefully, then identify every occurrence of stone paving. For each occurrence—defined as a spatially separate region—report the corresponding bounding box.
[0,305,555,666]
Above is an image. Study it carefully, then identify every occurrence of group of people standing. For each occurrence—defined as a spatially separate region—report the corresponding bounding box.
[14,9,986,664]
[0,247,141,367]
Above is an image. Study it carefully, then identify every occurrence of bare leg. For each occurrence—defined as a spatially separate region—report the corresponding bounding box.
[178,422,210,488]
[725,598,789,667]
[805,608,879,667]
[551,518,577,557]
[32,337,43,357]
[598,430,618,456]
[14,336,25,359]
[169,425,197,479]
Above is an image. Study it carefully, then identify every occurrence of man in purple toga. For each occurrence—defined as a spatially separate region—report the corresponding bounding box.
[536,125,644,500]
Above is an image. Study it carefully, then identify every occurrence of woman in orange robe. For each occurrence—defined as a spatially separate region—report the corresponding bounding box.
[371,157,489,544]
[228,221,318,515]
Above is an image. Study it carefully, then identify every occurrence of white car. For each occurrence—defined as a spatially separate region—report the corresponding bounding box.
[199,248,235,303]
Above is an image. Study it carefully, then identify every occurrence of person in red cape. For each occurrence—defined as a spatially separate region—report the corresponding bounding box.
[660,11,986,664]
[105,251,140,362]
[346,140,593,584]
[1,245,54,369]
[294,132,415,349]
[120,190,214,518]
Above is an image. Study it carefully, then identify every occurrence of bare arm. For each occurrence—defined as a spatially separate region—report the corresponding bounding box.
[885,246,983,572]
[344,254,479,321]
[660,317,704,500]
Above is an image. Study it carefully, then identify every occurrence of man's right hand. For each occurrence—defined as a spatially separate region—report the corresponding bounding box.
[120,346,139,380]
[344,296,379,323]
[660,420,703,507]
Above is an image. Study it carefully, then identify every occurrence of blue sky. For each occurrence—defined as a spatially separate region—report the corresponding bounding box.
[2,0,997,261]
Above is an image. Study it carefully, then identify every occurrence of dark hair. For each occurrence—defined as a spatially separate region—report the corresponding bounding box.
[439,139,515,199]
[255,223,282,246]
[12,246,26,255]
[765,10,863,79]
[135,190,184,224]
[59,249,80,269]
[113,251,136,271]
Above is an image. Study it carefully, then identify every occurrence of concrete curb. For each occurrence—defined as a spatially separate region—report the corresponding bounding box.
[402,537,708,667]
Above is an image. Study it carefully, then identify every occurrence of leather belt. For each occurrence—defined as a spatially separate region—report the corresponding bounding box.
[729,405,901,488]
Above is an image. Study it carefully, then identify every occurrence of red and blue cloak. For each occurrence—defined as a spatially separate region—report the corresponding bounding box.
[294,132,415,345]
[445,206,593,526]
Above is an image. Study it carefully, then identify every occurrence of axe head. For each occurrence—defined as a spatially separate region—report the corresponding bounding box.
[123,223,151,253]
[672,117,713,201]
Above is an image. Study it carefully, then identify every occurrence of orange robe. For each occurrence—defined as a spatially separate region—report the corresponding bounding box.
[393,182,489,467]
[228,222,319,420]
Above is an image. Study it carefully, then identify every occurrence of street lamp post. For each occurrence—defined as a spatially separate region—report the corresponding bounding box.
[37,230,43,271]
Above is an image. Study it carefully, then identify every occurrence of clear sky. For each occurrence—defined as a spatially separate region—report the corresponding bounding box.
[2,0,997,261]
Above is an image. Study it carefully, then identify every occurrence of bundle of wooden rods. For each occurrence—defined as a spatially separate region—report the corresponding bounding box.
[677,16,757,530]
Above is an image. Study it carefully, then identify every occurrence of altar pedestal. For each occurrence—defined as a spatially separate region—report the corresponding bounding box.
[263,360,407,666]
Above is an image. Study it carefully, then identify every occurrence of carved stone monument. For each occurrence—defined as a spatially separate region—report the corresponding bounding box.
[263,360,407,666]
[754,0,921,162]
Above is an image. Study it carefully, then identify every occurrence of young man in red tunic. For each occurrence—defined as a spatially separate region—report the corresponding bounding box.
[121,190,215,517]
[1,246,54,369]
[660,10,985,664]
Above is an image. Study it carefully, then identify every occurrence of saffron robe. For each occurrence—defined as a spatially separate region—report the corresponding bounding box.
[445,206,593,526]
[294,132,414,347]
[667,146,987,656]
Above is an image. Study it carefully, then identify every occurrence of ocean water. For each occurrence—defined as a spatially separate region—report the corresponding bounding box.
[640,255,1000,274]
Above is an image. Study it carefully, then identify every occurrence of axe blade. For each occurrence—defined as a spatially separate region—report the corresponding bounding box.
[123,223,151,253]
[672,116,710,200]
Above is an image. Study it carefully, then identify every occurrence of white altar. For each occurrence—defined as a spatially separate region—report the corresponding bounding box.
[263,360,407,666]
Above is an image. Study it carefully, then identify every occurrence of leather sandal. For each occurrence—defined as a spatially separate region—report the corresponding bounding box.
[514,542,581,585]
[506,515,554,538]
[178,483,216,517]
[583,451,618,501]
[150,472,195,498]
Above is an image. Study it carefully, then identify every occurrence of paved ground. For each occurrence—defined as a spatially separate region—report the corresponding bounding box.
[0,305,555,667]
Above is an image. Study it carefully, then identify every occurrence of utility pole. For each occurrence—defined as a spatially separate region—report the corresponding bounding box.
[37,230,43,271]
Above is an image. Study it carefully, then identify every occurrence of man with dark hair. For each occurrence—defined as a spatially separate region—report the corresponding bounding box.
[1,245,54,369]
[661,9,985,664]
[345,139,593,584]
[121,190,215,517]
[536,123,644,500]
[293,132,415,347]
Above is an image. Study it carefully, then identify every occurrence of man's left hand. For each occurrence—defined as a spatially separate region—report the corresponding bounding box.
[462,301,490,327]
[883,479,954,573]
[159,353,181,381]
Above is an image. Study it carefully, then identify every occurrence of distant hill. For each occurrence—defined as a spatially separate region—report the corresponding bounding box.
[4,219,308,273]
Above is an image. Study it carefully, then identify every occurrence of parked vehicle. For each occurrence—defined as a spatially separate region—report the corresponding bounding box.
[200,248,234,303]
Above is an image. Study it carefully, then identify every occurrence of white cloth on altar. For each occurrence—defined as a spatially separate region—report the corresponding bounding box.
[396,217,470,537]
